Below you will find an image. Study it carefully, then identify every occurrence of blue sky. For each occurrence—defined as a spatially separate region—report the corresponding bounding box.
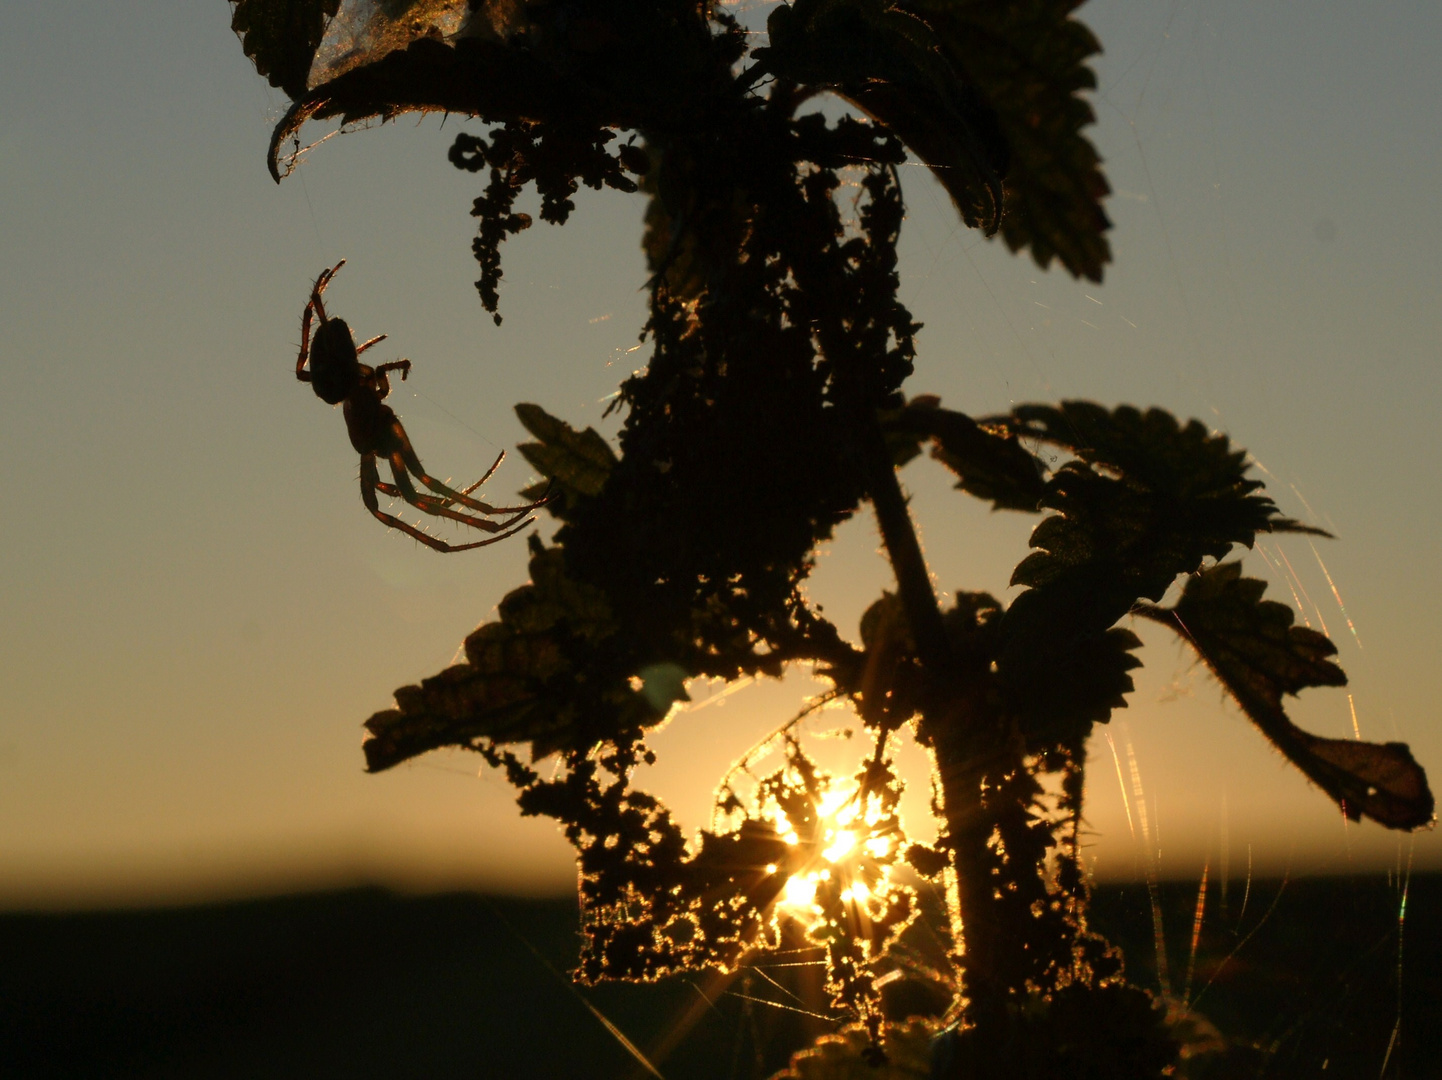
[0,1,1438,906]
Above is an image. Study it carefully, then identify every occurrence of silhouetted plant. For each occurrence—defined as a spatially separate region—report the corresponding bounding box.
[234,2,1434,1075]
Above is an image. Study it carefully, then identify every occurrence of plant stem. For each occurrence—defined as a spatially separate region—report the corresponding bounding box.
[855,415,950,671]
[856,409,1010,1022]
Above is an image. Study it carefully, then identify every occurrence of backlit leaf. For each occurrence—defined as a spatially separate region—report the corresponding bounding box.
[1004,404,1307,612]
[308,0,472,88]
[905,0,1111,280]
[363,546,666,771]
[761,0,1110,280]
[763,0,1008,233]
[515,402,618,516]
[1137,563,1434,830]
[229,0,341,99]
[996,404,1310,750]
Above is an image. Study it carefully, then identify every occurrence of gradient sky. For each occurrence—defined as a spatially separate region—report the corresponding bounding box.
[1,1,1438,908]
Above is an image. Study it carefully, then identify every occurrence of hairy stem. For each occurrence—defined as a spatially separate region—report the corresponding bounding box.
[856,409,1011,1022]
[855,414,950,671]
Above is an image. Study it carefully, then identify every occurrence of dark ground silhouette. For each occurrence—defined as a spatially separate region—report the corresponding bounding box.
[1,872,1434,1079]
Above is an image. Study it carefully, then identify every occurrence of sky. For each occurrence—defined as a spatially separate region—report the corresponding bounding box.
[0,1,1438,909]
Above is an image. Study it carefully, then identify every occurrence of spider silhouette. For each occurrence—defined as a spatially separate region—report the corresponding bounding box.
[296,260,547,551]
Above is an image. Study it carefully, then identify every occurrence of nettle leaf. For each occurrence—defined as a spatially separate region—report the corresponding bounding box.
[763,0,1009,233]
[515,402,618,517]
[761,0,1110,280]
[266,33,610,182]
[884,395,1046,511]
[262,4,735,182]
[906,0,1111,281]
[1006,403,1310,611]
[1006,626,1143,742]
[997,402,1327,539]
[997,403,1308,748]
[1138,563,1434,831]
[305,0,478,89]
[362,546,669,771]
[229,0,341,99]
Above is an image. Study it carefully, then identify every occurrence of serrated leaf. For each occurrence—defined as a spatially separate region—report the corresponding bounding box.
[996,404,1311,751]
[761,0,1112,278]
[1293,737,1435,831]
[515,402,618,516]
[1137,563,1434,830]
[904,0,1111,280]
[229,0,341,99]
[1136,562,1345,716]
[363,546,668,771]
[764,0,1009,233]
[266,32,600,182]
[1002,404,1303,615]
[996,403,1325,538]
[1003,624,1142,742]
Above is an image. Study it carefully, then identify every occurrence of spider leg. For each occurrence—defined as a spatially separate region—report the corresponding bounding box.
[386,453,531,533]
[403,450,506,505]
[390,420,552,515]
[470,449,507,492]
[298,260,347,381]
[402,451,507,502]
[374,450,508,512]
[372,360,411,401]
[296,299,316,382]
[356,333,389,356]
[373,479,468,514]
[361,456,534,552]
[310,258,346,322]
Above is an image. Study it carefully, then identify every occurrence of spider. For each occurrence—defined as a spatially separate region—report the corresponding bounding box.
[296,259,548,552]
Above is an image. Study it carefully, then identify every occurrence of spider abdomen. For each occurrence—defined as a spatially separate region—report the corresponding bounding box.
[309,318,361,404]
[343,392,394,456]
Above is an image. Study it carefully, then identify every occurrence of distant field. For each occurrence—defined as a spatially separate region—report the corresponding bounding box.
[1,874,1433,1078]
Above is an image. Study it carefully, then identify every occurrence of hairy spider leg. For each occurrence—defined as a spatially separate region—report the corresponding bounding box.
[313,258,345,304]
[373,474,553,521]
[360,456,535,552]
[296,297,317,381]
[372,448,505,510]
[355,333,390,356]
[372,358,409,384]
[296,259,350,382]
[384,452,531,532]
[371,477,508,516]
[371,479,454,513]
[308,259,344,323]
[392,476,555,516]
[465,448,507,493]
[387,419,552,515]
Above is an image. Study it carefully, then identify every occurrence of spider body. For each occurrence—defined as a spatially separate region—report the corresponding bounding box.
[296,260,546,552]
[306,315,366,405]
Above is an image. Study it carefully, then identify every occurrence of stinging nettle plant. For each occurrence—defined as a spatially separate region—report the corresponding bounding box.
[235,1,1434,1075]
